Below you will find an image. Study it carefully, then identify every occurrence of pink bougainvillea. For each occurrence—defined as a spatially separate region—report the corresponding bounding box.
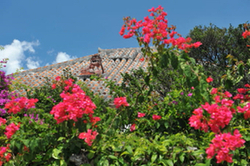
[78,129,98,146]
[0,145,12,165]
[189,86,249,163]
[0,118,7,126]
[50,79,97,124]
[113,97,129,109]
[206,76,213,83]
[130,124,136,132]
[4,123,20,139]
[206,129,245,163]
[4,97,38,114]
[152,114,161,120]
[138,112,146,118]
[120,5,202,52]
[242,30,250,38]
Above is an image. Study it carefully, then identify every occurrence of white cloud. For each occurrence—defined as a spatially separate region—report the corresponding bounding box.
[0,39,39,74]
[26,57,40,69]
[54,52,76,63]
[47,49,54,55]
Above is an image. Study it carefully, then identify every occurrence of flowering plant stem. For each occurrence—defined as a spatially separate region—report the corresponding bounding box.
[104,108,123,134]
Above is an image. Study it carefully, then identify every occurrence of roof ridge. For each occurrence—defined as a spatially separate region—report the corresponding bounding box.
[11,47,151,99]
[13,47,145,76]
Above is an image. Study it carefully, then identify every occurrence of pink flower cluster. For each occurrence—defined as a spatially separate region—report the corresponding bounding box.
[130,124,136,132]
[4,123,20,139]
[242,30,250,38]
[78,129,98,146]
[137,112,146,118]
[0,119,19,164]
[189,93,235,133]
[152,114,162,120]
[50,78,98,124]
[113,97,129,109]
[0,145,11,166]
[0,117,7,126]
[237,103,250,119]
[233,84,250,103]
[120,6,202,51]
[189,86,250,163]
[206,76,213,83]
[206,129,245,163]
[4,97,38,114]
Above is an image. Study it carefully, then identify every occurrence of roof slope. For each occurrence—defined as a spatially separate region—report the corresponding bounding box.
[13,47,149,99]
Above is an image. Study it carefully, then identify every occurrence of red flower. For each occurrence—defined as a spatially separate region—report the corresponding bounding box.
[120,6,202,51]
[245,84,250,88]
[50,80,97,124]
[152,114,161,120]
[114,97,129,109]
[206,76,213,83]
[192,41,202,48]
[237,88,247,94]
[89,115,101,125]
[0,118,7,126]
[138,112,146,118]
[130,124,136,132]
[5,153,11,162]
[4,97,38,114]
[211,88,218,95]
[4,123,20,139]
[224,91,232,98]
[55,76,61,81]
[78,129,98,146]
[206,130,245,163]
[237,103,250,119]
[242,30,250,38]
[119,25,126,36]
[52,84,56,89]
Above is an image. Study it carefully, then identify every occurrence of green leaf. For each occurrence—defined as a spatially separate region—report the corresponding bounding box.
[57,137,66,141]
[205,158,211,166]
[238,63,244,75]
[87,151,95,159]
[194,164,206,166]
[151,154,157,163]
[118,157,125,165]
[103,159,109,165]
[60,159,67,166]
[52,148,62,160]
[125,146,133,154]
[179,153,185,163]
[156,122,160,129]
[108,155,118,160]
[166,160,173,166]
[164,122,169,129]
[120,151,130,156]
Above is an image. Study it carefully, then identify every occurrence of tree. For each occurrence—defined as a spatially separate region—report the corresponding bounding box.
[187,23,250,90]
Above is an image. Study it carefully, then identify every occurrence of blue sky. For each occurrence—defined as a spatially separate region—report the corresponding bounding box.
[1,0,249,74]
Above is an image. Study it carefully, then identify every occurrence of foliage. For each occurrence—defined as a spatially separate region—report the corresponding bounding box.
[26,68,76,113]
[0,5,249,166]
[187,23,250,91]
